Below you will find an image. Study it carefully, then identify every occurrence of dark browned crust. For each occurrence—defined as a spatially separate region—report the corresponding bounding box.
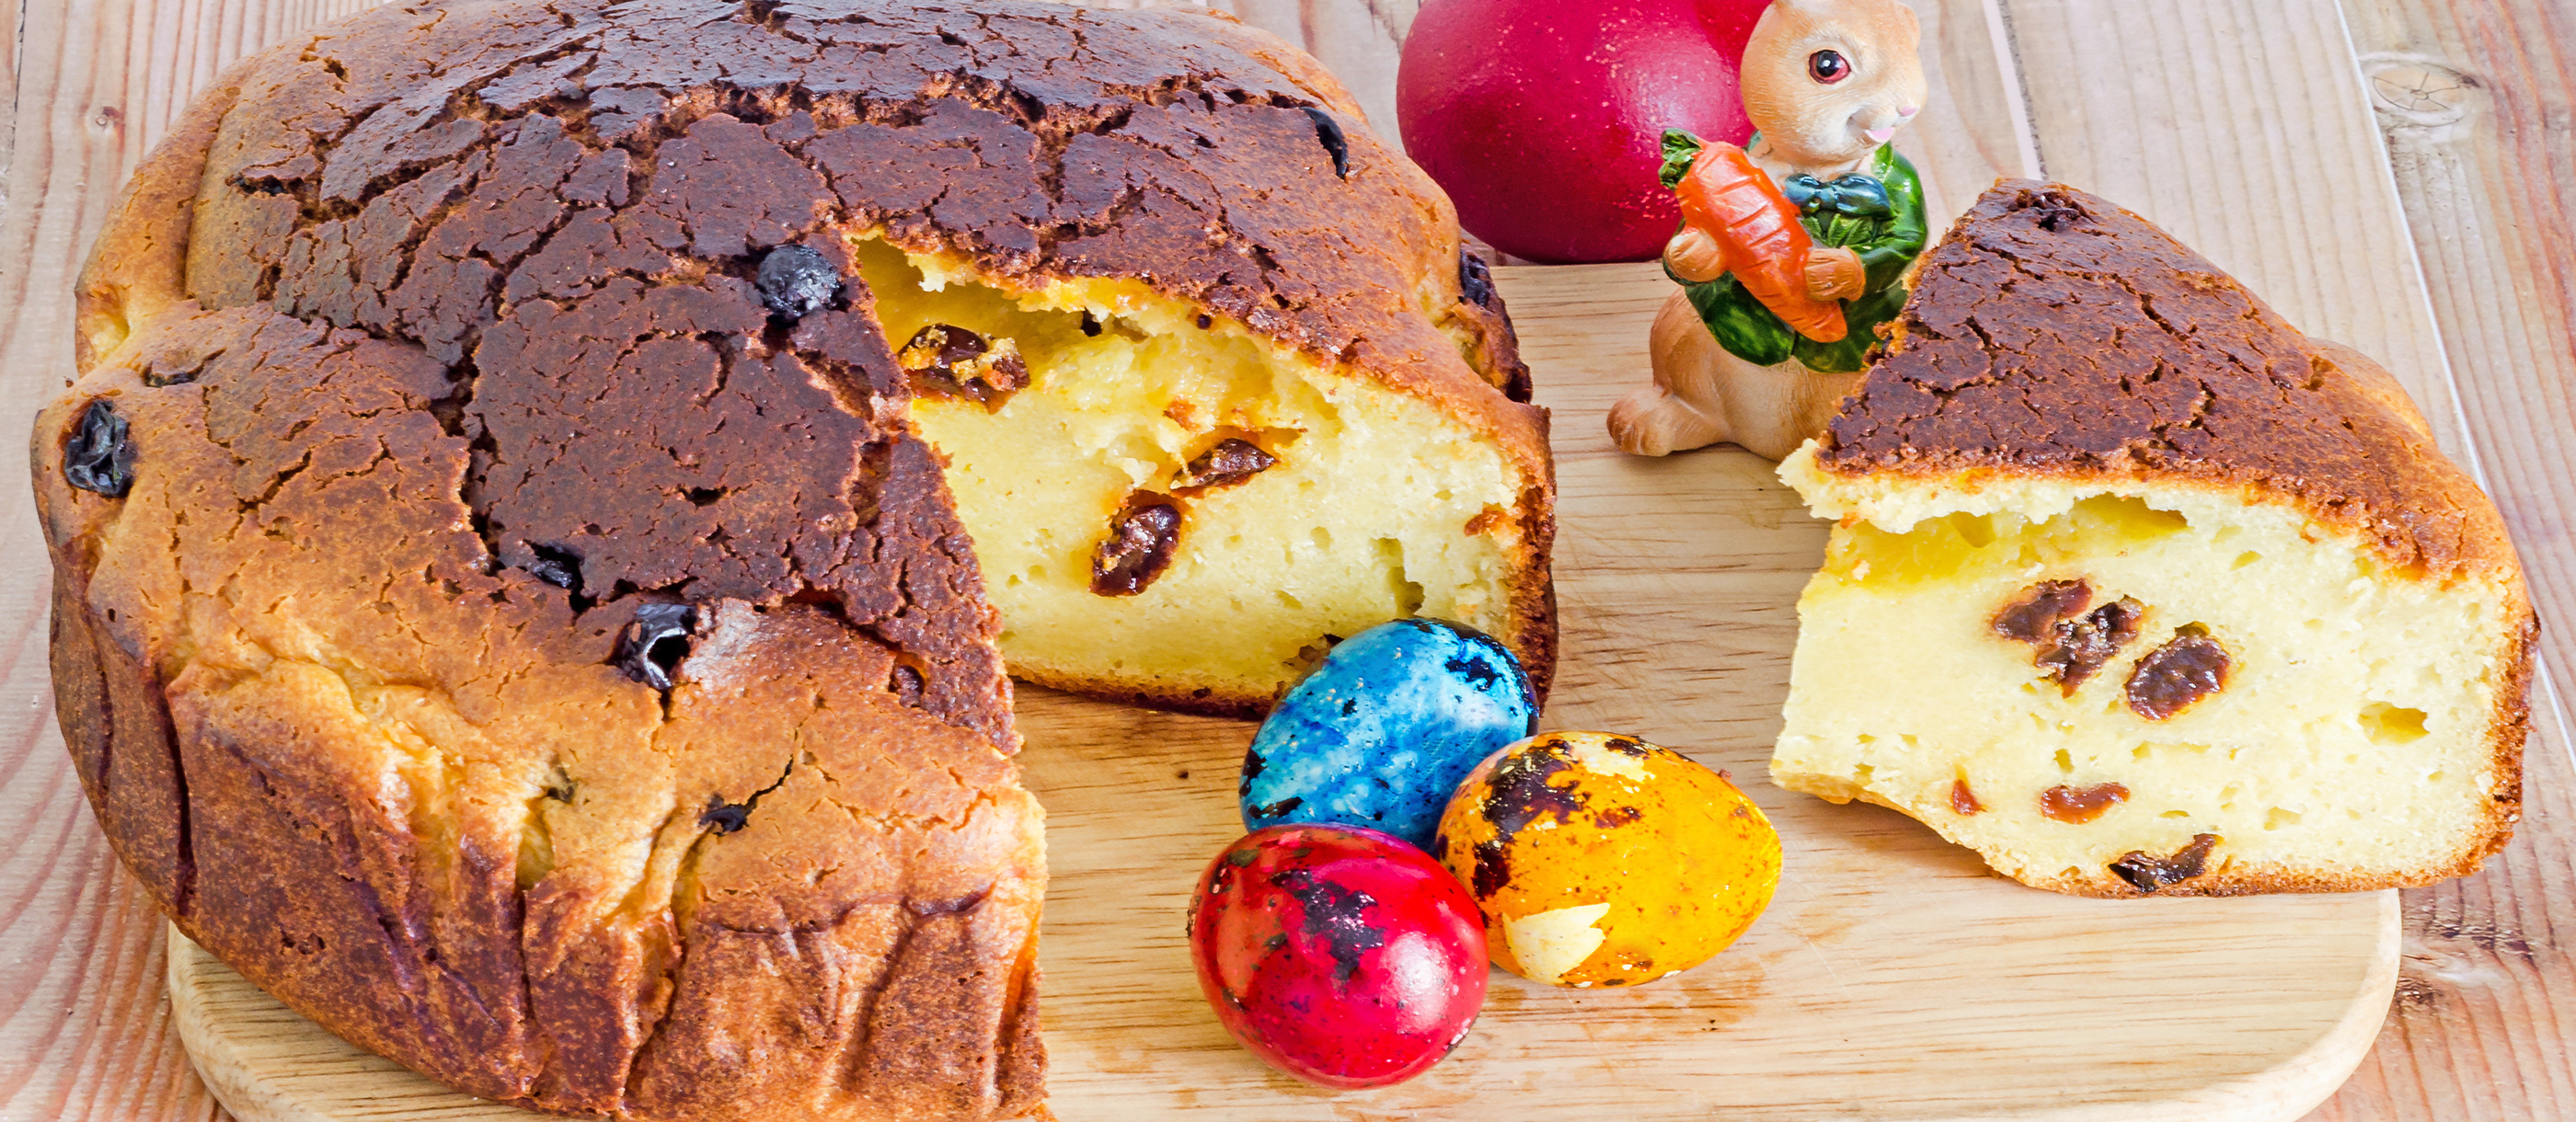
[1450,252,1534,405]
[1818,181,2515,586]
[1508,445,1559,707]
[150,0,1555,716]
[1811,180,2534,896]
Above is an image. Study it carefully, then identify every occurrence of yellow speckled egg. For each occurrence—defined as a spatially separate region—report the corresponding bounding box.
[1433,731,1781,987]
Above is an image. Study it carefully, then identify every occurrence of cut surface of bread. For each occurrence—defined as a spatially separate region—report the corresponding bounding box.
[857,239,1549,714]
[1772,476,2525,894]
[1769,181,2533,897]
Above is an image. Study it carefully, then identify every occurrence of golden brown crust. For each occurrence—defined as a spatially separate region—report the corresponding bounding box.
[73,46,282,372]
[1799,179,2534,896]
[39,300,1048,1118]
[2458,591,2536,874]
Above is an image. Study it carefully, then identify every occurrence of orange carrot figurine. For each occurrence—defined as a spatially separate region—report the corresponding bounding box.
[1672,142,1846,343]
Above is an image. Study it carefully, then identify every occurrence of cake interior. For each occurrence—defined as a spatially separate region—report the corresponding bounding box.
[848,236,1529,708]
[1770,464,2518,890]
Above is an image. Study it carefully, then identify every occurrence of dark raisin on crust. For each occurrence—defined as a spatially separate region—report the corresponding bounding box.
[698,794,752,835]
[1992,579,2091,644]
[1459,248,1498,310]
[696,759,794,836]
[2039,782,2129,824]
[614,602,697,690]
[1171,438,1276,493]
[2125,626,2232,720]
[63,399,137,498]
[2038,597,2145,693]
[899,324,1030,410]
[1091,496,1181,596]
[523,543,585,597]
[1302,106,1349,179]
[1451,243,1534,403]
[2110,833,2220,892]
[2007,186,2093,232]
[753,244,844,321]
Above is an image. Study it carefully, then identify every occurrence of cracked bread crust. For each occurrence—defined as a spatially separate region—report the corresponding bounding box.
[156,0,1555,712]
[1817,181,2515,587]
[41,297,1048,1118]
[1798,180,2534,890]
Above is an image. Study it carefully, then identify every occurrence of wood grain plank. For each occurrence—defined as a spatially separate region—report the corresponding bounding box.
[4,0,23,180]
[2306,4,2576,1119]
[0,6,382,1120]
[0,0,220,1113]
[1216,0,1414,136]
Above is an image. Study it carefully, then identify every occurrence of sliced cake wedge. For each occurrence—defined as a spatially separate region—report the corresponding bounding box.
[1770,181,2535,897]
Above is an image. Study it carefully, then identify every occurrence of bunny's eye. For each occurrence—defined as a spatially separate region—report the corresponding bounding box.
[1808,50,1851,84]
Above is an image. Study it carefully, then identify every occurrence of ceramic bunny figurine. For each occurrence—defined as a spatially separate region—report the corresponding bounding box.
[1608,0,1931,461]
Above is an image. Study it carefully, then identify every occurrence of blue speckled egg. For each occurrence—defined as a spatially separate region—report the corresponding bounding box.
[1238,618,1536,849]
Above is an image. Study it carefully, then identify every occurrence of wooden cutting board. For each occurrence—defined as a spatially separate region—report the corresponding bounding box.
[166,256,2401,1122]
[155,2,2400,1119]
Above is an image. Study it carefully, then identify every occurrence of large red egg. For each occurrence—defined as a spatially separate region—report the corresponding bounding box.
[1397,0,1765,263]
[1188,824,1489,1088]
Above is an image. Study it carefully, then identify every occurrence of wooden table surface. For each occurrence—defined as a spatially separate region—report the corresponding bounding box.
[0,2,2566,1120]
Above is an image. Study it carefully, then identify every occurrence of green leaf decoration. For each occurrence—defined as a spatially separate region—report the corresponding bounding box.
[1659,129,1705,190]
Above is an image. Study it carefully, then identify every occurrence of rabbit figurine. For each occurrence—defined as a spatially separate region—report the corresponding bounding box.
[1608,0,1931,461]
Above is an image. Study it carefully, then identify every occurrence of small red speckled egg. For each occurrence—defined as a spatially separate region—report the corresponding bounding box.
[1435,730,1781,988]
[1188,823,1489,1088]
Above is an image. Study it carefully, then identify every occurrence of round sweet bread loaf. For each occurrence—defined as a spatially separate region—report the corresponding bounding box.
[36,1,1549,1118]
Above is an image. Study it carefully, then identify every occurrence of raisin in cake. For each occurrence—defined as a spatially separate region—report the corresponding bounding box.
[35,2,1547,1116]
[1768,182,2535,897]
[847,90,1553,716]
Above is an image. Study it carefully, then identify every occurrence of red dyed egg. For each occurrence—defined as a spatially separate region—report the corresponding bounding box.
[1397,0,1765,263]
[1188,824,1489,1088]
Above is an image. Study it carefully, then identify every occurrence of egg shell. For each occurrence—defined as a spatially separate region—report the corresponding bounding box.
[1188,823,1489,1089]
[1240,618,1536,849]
[1435,730,1782,988]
